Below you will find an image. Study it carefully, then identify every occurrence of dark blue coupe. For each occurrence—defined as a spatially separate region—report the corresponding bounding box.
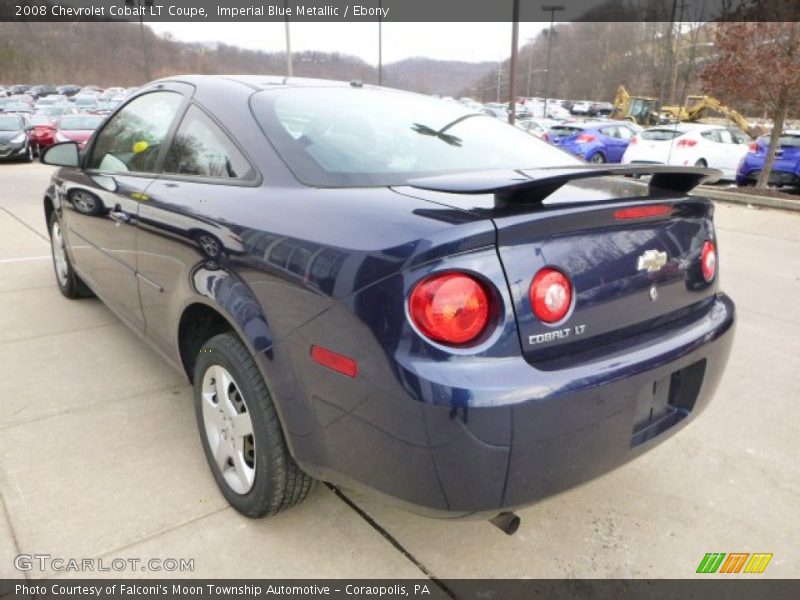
[40,76,735,526]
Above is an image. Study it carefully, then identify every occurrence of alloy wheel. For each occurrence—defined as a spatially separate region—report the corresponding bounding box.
[51,220,69,287]
[201,365,257,494]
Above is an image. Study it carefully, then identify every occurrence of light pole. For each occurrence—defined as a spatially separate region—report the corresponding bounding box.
[508,0,520,124]
[124,0,153,81]
[541,4,564,118]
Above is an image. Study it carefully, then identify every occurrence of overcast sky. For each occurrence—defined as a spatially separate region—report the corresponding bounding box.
[147,22,551,64]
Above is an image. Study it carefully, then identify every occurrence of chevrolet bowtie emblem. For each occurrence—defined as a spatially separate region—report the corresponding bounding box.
[637,249,668,272]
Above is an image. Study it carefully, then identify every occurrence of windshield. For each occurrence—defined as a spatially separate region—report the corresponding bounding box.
[251,87,580,187]
[59,115,103,130]
[75,96,97,107]
[0,115,23,131]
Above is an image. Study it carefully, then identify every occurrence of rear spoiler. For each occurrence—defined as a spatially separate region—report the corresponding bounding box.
[407,165,720,205]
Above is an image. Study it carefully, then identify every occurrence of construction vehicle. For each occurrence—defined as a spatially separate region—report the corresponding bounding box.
[660,95,763,138]
[610,85,660,126]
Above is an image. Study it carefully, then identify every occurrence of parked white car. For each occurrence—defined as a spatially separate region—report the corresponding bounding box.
[621,123,751,180]
[570,100,593,115]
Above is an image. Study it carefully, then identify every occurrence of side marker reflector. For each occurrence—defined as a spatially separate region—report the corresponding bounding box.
[311,345,358,378]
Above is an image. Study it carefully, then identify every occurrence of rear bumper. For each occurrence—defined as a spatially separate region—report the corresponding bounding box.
[283,293,735,516]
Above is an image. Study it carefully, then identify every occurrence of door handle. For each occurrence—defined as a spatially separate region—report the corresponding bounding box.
[109,205,130,224]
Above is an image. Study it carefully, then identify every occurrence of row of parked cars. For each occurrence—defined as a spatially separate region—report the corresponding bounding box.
[0,84,135,162]
[456,96,798,188]
[516,115,798,187]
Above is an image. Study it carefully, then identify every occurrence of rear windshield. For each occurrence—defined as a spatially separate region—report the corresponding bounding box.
[59,115,103,130]
[548,126,583,136]
[0,115,22,131]
[251,87,580,187]
[778,134,800,147]
[640,129,684,141]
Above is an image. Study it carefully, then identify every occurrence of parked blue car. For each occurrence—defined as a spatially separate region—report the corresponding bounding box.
[549,121,637,163]
[736,130,800,187]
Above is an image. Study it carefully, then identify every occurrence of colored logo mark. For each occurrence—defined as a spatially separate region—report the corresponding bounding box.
[696,552,773,574]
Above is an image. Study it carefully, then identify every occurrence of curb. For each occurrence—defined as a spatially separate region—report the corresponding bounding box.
[693,186,800,212]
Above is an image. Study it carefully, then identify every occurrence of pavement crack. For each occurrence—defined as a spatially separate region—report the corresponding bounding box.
[0,493,28,580]
[325,483,459,599]
[0,207,49,243]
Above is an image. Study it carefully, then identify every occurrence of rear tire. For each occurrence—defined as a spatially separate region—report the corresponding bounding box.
[194,332,315,518]
[49,212,93,299]
[589,152,606,164]
[695,159,707,167]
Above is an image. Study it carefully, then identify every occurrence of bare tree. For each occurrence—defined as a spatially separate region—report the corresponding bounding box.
[701,22,800,188]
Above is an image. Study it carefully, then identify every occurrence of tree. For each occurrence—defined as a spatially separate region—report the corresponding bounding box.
[701,22,800,188]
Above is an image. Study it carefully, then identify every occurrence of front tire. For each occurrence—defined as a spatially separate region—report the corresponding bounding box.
[695,159,707,167]
[194,332,315,518]
[49,212,93,298]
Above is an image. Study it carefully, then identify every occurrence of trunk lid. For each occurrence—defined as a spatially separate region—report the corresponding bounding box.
[402,166,720,365]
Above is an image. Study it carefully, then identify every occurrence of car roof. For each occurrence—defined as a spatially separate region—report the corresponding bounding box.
[158,74,365,91]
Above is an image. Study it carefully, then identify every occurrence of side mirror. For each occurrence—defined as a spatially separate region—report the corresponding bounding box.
[41,141,80,167]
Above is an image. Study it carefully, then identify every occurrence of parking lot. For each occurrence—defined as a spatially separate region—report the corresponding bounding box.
[1,161,798,580]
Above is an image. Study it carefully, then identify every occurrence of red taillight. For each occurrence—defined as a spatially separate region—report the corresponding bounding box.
[530,268,572,323]
[676,139,697,148]
[409,272,491,345]
[311,345,358,378]
[629,136,638,144]
[542,132,549,142]
[748,142,759,153]
[614,204,673,220]
[576,133,596,143]
[701,241,716,282]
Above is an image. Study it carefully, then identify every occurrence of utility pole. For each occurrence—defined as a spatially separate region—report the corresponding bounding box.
[496,64,502,103]
[508,0,520,124]
[541,4,565,118]
[378,0,383,85]
[284,0,292,77]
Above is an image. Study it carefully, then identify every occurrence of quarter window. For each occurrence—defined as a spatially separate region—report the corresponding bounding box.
[89,91,183,173]
[163,106,254,180]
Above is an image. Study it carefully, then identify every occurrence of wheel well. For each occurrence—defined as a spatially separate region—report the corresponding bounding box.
[178,303,234,382]
[44,196,54,233]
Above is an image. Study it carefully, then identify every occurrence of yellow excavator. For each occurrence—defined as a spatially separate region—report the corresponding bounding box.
[611,86,762,137]
[660,95,763,138]
[610,85,660,126]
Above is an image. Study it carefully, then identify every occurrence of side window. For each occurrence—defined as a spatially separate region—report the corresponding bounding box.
[88,91,183,174]
[717,129,734,144]
[600,127,619,138]
[701,130,722,143]
[163,106,254,180]
[617,126,633,140]
[730,129,749,144]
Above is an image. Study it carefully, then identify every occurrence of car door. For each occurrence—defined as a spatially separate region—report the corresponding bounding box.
[718,128,750,178]
[599,126,625,162]
[615,125,635,162]
[61,89,187,331]
[135,103,259,359]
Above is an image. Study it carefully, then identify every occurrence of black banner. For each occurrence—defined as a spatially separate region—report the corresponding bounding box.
[2,580,800,600]
[3,0,800,23]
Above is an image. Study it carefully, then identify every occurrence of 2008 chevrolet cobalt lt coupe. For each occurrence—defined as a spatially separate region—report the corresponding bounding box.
[41,76,735,524]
